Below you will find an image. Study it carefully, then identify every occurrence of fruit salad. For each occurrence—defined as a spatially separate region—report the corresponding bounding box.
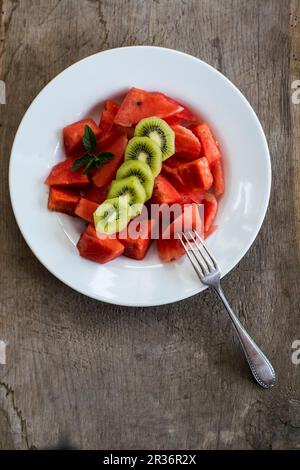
[45,87,224,264]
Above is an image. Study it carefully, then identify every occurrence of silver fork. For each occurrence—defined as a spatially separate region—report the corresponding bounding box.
[179,230,275,389]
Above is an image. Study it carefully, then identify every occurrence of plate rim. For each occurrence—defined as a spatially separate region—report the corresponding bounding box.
[9,45,271,307]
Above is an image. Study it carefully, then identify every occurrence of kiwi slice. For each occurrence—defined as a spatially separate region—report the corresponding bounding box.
[134,116,175,161]
[116,160,154,201]
[94,197,130,235]
[107,175,146,218]
[125,137,162,177]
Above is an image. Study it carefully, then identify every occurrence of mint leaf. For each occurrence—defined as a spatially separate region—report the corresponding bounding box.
[83,159,96,175]
[82,125,97,153]
[97,151,114,159]
[71,155,91,172]
[95,152,114,168]
[71,150,114,175]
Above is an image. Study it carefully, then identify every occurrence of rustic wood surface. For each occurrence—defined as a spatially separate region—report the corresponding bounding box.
[0,0,299,450]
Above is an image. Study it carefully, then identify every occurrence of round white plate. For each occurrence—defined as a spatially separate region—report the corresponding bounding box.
[9,46,271,307]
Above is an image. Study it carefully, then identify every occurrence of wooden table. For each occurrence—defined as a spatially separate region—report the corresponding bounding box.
[0,0,299,450]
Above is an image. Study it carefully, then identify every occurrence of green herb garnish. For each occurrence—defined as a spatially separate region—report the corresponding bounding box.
[71,125,114,175]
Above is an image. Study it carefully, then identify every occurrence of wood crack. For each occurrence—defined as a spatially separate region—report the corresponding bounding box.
[0,380,30,449]
[38,0,61,27]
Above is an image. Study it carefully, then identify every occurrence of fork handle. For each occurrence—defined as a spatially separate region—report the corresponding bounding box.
[213,285,275,388]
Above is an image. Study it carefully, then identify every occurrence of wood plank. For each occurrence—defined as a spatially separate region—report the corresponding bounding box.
[291,0,300,248]
[0,0,4,81]
[0,0,299,450]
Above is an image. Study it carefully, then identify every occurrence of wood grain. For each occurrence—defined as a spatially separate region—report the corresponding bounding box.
[0,0,299,450]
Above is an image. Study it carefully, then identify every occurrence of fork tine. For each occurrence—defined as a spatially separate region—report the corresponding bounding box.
[188,231,213,272]
[181,233,205,276]
[193,229,218,269]
[182,233,208,275]
[178,235,204,278]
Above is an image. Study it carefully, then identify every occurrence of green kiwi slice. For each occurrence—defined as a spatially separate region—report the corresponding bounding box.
[125,136,162,177]
[94,197,130,235]
[116,160,154,201]
[134,116,175,161]
[107,175,146,218]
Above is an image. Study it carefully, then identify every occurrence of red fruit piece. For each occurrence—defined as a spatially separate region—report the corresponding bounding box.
[93,134,128,187]
[99,100,120,134]
[118,220,154,260]
[172,125,201,159]
[124,127,135,139]
[176,107,198,122]
[157,238,185,262]
[158,202,205,262]
[162,162,183,184]
[164,115,182,126]
[193,123,221,165]
[176,157,213,191]
[114,87,184,127]
[75,198,99,224]
[63,118,101,156]
[163,155,188,168]
[211,159,225,197]
[157,93,198,122]
[203,192,218,233]
[77,224,124,264]
[151,174,182,206]
[45,157,89,188]
[161,165,196,203]
[162,164,204,204]
[97,126,126,149]
[181,187,204,204]
[106,100,120,113]
[48,187,80,215]
[162,203,202,239]
[81,183,109,204]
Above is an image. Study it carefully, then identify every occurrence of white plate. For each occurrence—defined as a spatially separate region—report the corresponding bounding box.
[9,46,271,307]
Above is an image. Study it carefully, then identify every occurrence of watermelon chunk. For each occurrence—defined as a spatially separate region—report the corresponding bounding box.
[164,115,182,126]
[192,123,221,165]
[162,165,204,204]
[172,125,201,159]
[48,187,80,215]
[162,203,202,239]
[176,107,198,123]
[151,175,182,206]
[75,198,99,224]
[63,118,101,156]
[107,101,119,112]
[157,238,185,262]
[176,157,213,191]
[114,88,184,127]
[77,225,124,264]
[45,157,89,188]
[97,126,126,150]
[158,93,198,122]
[93,134,128,187]
[163,155,189,168]
[99,100,120,134]
[158,204,203,262]
[203,192,218,233]
[118,220,154,260]
[211,159,225,197]
[81,182,109,204]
